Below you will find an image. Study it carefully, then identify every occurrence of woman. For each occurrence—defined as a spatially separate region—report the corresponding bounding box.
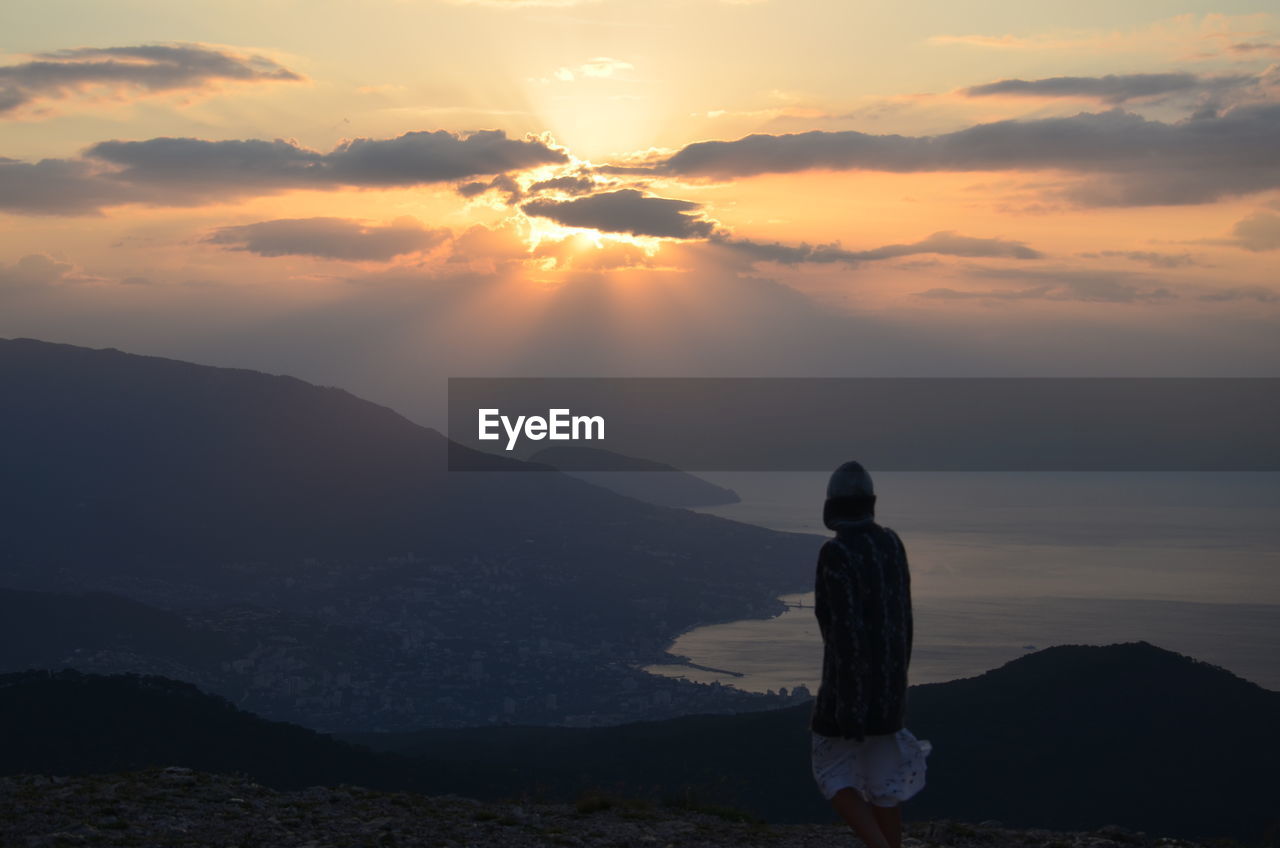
[810,461,931,848]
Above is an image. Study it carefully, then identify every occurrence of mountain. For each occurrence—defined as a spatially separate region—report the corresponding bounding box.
[0,336,802,574]
[342,641,1280,840]
[0,668,423,792]
[0,588,236,678]
[0,337,822,730]
[4,643,1275,842]
[529,445,741,507]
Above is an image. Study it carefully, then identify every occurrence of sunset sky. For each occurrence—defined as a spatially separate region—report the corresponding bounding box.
[2,0,1278,424]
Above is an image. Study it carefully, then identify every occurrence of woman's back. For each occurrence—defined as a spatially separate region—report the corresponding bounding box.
[810,522,913,740]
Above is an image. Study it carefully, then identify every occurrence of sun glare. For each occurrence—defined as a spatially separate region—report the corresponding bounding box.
[521,213,664,256]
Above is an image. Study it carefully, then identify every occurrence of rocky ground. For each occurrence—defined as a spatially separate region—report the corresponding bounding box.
[0,767,1216,848]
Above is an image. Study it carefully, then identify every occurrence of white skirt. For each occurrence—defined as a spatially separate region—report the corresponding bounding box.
[811,728,932,806]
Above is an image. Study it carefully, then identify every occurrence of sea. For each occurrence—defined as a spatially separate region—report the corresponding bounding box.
[642,472,1280,692]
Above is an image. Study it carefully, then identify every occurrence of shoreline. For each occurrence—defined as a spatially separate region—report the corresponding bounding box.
[640,590,809,692]
[643,591,1280,694]
[651,654,746,678]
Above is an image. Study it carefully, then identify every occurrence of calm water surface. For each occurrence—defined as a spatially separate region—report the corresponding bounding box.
[643,473,1280,692]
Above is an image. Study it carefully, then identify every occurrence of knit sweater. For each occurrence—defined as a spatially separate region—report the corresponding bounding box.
[809,522,913,741]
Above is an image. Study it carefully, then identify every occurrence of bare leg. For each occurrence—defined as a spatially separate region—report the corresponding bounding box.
[830,788,890,848]
[871,804,903,848]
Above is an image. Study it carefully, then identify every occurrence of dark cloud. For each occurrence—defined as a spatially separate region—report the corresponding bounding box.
[1229,211,1280,251]
[918,268,1177,303]
[457,181,493,197]
[90,129,567,190]
[0,43,302,116]
[207,217,450,261]
[1198,286,1279,302]
[703,236,825,264]
[0,130,567,215]
[1078,250,1200,268]
[655,105,1280,206]
[85,137,324,195]
[917,286,1053,301]
[521,188,715,238]
[709,230,1042,265]
[322,131,564,185]
[455,173,523,202]
[963,72,1253,104]
[0,157,141,215]
[1229,42,1280,57]
[527,175,598,195]
[856,232,1042,260]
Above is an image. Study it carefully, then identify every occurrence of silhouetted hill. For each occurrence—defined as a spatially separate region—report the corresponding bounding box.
[4,644,1275,842]
[0,336,805,578]
[0,337,821,729]
[0,588,236,673]
[529,445,741,507]
[906,642,1279,839]
[344,641,1280,842]
[0,669,420,791]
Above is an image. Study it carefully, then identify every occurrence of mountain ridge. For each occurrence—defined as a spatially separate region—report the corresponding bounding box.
[2,641,1275,842]
[0,336,822,730]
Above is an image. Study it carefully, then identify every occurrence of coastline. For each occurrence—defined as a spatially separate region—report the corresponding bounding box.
[642,590,1280,694]
[640,591,814,691]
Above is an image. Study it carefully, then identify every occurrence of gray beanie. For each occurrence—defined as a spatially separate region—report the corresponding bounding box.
[823,460,876,530]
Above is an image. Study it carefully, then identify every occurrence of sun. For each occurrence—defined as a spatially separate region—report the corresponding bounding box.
[522,215,662,256]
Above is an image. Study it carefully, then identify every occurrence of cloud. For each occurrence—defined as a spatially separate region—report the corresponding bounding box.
[456,173,523,202]
[531,57,634,85]
[917,268,1177,303]
[457,181,494,198]
[207,217,450,261]
[926,13,1276,58]
[7,245,1277,436]
[833,231,1043,261]
[91,129,567,189]
[0,254,75,289]
[654,105,1280,206]
[1228,41,1280,57]
[1198,285,1279,302]
[521,188,716,238]
[0,130,568,215]
[0,157,140,215]
[527,175,598,195]
[447,221,534,267]
[531,234,656,270]
[1229,211,1280,251]
[0,43,302,118]
[564,57,633,81]
[710,230,1042,265]
[962,72,1255,104]
[1077,250,1200,268]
